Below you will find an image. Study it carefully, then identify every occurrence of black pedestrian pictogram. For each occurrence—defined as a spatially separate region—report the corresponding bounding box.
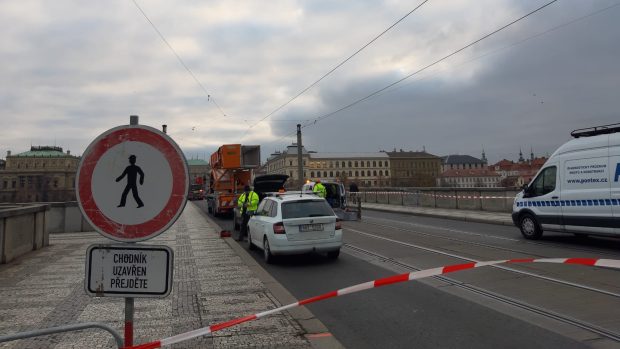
[116,154,145,208]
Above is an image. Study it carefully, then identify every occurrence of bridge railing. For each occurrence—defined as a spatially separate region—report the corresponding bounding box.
[349,187,519,213]
[0,204,49,263]
[0,201,93,264]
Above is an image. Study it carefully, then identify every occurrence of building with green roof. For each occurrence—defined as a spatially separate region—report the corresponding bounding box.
[0,146,80,203]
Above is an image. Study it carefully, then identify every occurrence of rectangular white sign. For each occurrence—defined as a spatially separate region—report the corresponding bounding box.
[85,244,173,298]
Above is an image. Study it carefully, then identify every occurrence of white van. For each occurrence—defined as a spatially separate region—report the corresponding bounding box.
[512,124,620,239]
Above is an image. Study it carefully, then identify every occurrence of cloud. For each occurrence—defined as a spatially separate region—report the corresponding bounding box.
[1,0,619,166]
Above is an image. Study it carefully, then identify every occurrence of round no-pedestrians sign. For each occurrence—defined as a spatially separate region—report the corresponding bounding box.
[77,124,189,242]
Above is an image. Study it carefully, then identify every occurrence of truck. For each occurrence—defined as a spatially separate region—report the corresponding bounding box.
[206,144,260,217]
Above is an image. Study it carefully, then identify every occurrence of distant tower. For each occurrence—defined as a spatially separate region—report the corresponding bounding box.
[481,146,488,165]
[530,147,534,162]
[518,148,525,163]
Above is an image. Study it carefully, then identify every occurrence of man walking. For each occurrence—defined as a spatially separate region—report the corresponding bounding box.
[116,154,145,208]
[237,185,259,241]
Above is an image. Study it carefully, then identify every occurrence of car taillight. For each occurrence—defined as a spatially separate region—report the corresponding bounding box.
[273,222,286,234]
[335,218,342,230]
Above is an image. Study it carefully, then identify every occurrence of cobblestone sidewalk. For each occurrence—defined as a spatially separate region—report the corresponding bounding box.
[0,203,312,349]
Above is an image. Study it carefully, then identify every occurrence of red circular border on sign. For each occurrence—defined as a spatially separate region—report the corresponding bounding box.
[78,127,187,240]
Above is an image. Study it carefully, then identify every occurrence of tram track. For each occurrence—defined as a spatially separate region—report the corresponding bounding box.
[342,242,620,342]
[359,215,620,258]
[345,227,620,299]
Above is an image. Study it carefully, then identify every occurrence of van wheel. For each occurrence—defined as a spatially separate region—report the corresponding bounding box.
[248,230,256,251]
[519,213,542,239]
[264,237,274,264]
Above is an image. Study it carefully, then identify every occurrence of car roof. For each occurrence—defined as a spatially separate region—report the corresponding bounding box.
[266,193,324,202]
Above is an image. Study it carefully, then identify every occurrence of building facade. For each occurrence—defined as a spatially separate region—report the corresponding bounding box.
[437,168,502,188]
[387,150,441,187]
[264,144,391,188]
[440,154,487,172]
[265,144,310,188]
[491,155,547,188]
[187,159,210,187]
[307,152,390,187]
[0,146,80,203]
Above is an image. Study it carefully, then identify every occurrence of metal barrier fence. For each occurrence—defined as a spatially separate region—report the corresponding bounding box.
[349,188,519,213]
[0,322,123,348]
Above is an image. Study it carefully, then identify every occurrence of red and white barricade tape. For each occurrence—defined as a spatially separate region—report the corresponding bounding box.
[125,258,619,349]
[357,191,514,200]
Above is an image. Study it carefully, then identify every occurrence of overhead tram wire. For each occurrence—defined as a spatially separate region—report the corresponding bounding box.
[131,0,228,118]
[263,0,561,147]
[379,1,620,98]
[241,0,431,138]
[298,0,560,130]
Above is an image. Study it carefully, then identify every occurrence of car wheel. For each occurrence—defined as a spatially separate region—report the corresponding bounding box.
[263,237,274,264]
[327,250,340,260]
[248,230,256,251]
[519,213,542,239]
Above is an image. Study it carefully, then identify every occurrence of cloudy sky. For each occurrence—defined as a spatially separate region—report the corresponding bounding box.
[1,0,619,164]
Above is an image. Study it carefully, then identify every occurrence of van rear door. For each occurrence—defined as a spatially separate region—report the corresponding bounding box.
[609,133,620,234]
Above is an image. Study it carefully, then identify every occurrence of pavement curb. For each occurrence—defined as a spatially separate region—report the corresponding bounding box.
[362,204,514,226]
[196,206,345,349]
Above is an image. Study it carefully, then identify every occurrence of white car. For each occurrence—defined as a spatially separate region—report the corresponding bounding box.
[247,193,343,263]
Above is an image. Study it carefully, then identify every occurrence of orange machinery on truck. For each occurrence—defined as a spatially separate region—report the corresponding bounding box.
[206,144,260,216]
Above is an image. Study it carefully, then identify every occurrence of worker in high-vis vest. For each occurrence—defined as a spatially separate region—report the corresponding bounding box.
[237,185,259,241]
[313,179,327,198]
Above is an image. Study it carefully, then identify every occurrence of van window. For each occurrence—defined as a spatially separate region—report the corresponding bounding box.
[529,166,557,197]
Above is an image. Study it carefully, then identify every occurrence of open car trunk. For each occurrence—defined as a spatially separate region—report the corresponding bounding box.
[253,174,289,200]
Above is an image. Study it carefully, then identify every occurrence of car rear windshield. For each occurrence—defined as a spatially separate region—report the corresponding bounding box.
[282,200,334,219]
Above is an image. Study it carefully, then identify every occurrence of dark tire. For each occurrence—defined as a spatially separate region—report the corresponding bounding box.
[263,237,274,264]
[248,230,256,251]
[327,250,340,260]
[519,213,543,239]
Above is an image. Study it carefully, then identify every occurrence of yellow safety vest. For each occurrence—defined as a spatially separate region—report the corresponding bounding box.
[313,183,326,198]
[237,191,259,212]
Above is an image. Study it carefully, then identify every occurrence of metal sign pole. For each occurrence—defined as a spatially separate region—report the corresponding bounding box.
[124,297,134,347]
[124,115,139,347]
[78,114,183,348]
